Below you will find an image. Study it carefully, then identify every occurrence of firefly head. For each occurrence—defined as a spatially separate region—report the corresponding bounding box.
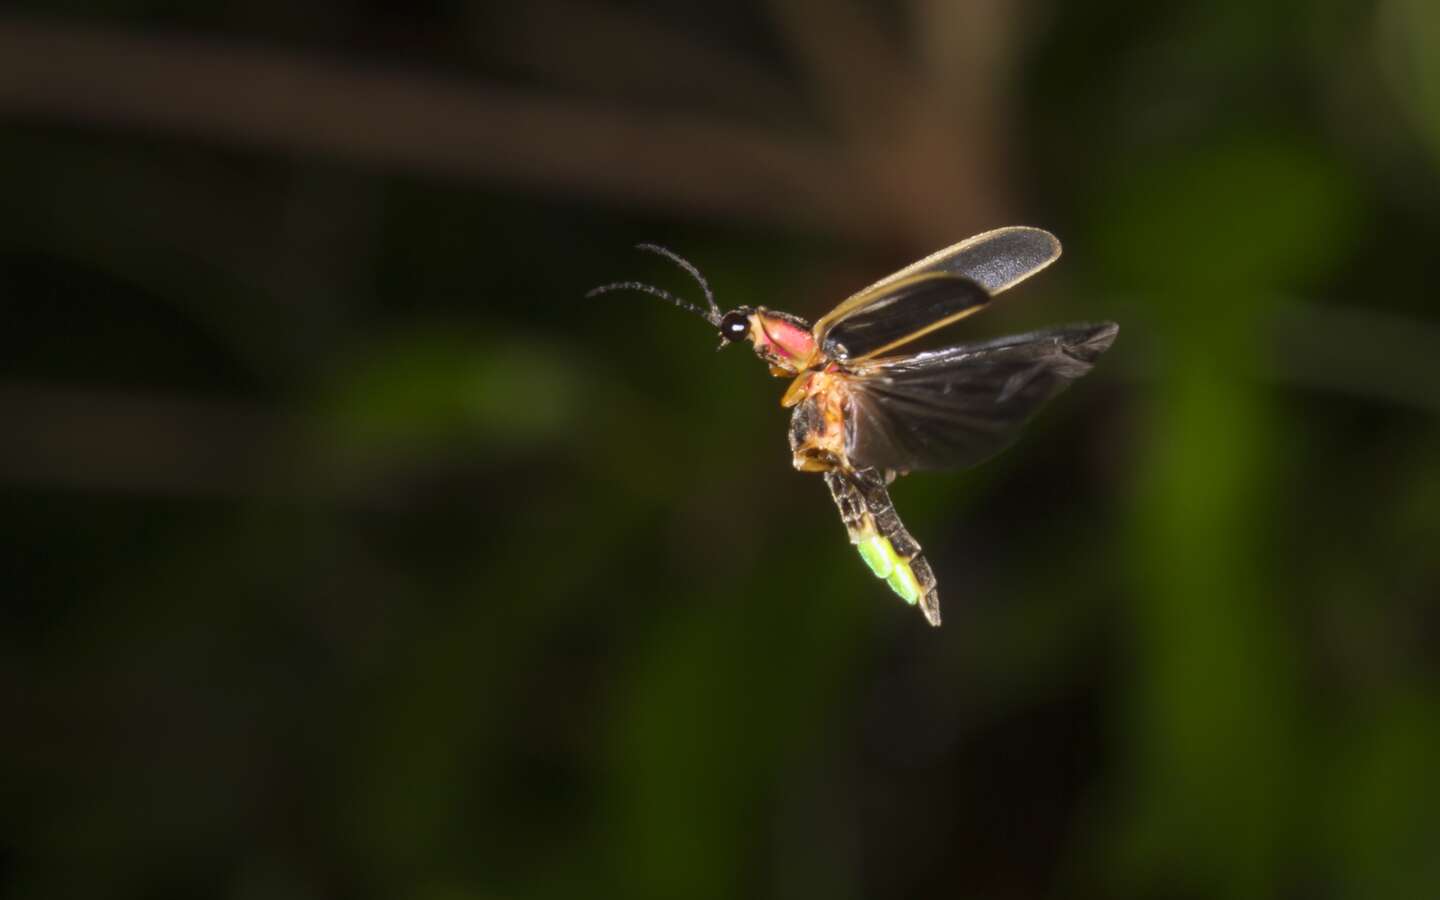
[718,308,754,345]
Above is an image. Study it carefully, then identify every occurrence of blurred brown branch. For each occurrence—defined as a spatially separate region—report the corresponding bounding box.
[0,382,450,505]
[0,16,867,237]
[483,0,1034,246]
[483,0,807,128]
[0,383,295,499]
[0,7,1027,249]
[0,17,875,237]
[763,0,1019,243]
[3,303,1435,500]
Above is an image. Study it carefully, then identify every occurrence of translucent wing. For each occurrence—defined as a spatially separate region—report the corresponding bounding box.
[811,227,1061,346]
[816,273,991,362]
[840,322,1118,473]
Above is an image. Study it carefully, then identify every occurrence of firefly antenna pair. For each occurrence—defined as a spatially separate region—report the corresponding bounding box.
[586,243,722,327]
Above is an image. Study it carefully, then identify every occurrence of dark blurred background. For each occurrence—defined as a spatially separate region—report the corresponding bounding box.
[3,2,1439,898]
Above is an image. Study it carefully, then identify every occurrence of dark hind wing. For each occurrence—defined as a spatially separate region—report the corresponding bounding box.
[842,322,1119,473]
[815,274,991,362]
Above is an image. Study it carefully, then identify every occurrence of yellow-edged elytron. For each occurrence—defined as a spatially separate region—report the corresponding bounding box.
[589,227,1117,626]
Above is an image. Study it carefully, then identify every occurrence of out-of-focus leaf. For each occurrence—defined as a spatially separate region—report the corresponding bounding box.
[1324,696,1440,899]
[1095,135,1360,294]
[1090,131,1358,898]
[1380,0,1440,164]
[317,329,583,458]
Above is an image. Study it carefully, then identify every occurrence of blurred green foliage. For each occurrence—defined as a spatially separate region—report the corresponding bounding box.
[3,2,1439,899]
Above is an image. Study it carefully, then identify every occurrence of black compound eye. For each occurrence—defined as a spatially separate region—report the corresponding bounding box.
[719,310,750,342]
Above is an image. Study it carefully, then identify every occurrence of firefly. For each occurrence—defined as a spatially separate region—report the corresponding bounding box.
[589,227,1117,626]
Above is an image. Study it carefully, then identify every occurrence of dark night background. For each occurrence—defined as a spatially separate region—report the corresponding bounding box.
[2,2,1439,898]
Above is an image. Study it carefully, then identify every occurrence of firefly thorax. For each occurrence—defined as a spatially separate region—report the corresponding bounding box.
[739,308,818,374]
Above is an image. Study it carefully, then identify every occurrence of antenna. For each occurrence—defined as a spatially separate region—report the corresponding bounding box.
[586,243,722,326]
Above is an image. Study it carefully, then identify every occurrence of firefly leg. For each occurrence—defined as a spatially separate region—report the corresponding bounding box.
[824,468,942,626]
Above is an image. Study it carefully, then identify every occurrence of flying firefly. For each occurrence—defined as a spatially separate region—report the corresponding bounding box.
[589,227,1117,626]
